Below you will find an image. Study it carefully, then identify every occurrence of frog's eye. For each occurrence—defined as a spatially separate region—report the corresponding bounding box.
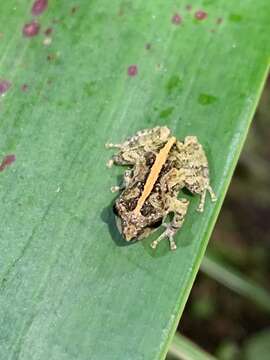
[149,219,162,229]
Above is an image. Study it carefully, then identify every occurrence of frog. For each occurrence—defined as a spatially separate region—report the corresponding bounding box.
[105,126,217,250]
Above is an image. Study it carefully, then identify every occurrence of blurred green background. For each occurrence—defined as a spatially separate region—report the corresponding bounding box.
[177,79,270,359]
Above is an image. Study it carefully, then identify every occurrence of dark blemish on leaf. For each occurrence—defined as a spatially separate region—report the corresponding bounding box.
[118,8,124,16]
[186,5,192,11]
[0,80,11,95]
[23,21,40,37]
[127,65,138,77]
[47,53,56,61]
[229,14,243,22]
[44,27,53,35]
[198,93,218,105]
[52,18,61,24]
[171,13,182,25]
[216,17,223,25]
[32,0,48,16]
[145,43,151,50]
[21,84,29,92]
[166,75,183,95]
[159,107,174,119]
[195,10,208,20]
[84,81,96,97]
[0,154,16,172]
[71,6,80,15]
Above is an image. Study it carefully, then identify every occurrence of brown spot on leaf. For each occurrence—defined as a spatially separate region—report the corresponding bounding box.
[171,13,182,25]
[195,10,208,20]
[44,27,53,36]
[71,6,80,15]
[216,17,223,24]
[0,80,11,95]
[127,65,138,77]
[21,84,29,92]
[23,21,40,37]
[0,154,16,172]
[32,0,48,16]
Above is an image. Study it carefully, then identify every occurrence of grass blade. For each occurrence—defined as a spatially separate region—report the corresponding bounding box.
[167,333,217,360]
[201,254,270,312]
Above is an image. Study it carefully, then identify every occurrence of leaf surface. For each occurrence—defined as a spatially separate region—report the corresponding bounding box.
[0,1,269,359]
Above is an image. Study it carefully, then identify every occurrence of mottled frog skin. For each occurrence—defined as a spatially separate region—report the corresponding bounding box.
[106,126,216,250]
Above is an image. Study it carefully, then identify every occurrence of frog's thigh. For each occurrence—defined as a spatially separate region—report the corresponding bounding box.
[183,169,216,212]
[160,168,185,193]
[167,197,189,217]
[151,198,189,250]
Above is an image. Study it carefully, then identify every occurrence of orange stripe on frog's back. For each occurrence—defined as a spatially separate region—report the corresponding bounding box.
[133,136,176,215]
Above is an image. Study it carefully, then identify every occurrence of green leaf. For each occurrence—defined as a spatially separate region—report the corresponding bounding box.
[201,253,270,312]
[167,334,217,360]
[0,1,269,359]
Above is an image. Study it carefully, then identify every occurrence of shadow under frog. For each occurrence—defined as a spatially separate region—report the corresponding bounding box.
[100,186,194,256]
[100,194,131,248]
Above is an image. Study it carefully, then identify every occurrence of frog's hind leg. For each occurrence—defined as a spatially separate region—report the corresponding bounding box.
[197,185,217,212]
[151,198,189,250]
[189,182,217,212]
[183,169,217,212]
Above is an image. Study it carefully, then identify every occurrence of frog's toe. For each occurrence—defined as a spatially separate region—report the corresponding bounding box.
[169,237,177,251]
[151,240,158,249]
[106,159,114,168]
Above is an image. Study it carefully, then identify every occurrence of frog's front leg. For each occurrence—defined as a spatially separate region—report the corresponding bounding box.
[106,126,170,150]
[110,170,133,193]
[106,126,170,168]
[151,198,189,250]
[106,149,143,168]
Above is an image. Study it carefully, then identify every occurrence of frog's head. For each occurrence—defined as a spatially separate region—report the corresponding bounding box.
[119,220,139,241]
[113,203,139,241]
[113,203,162,242]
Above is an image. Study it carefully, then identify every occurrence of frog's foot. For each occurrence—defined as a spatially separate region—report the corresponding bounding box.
[150,223,177,251]
[151,198,189,251]
[208,185,217,202]
[107,159,114,168]
[111,186,121,193]
[105,143,122,149]
[197,185,217,212]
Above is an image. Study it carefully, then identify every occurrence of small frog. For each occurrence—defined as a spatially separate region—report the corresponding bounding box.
[106,126,216,250]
